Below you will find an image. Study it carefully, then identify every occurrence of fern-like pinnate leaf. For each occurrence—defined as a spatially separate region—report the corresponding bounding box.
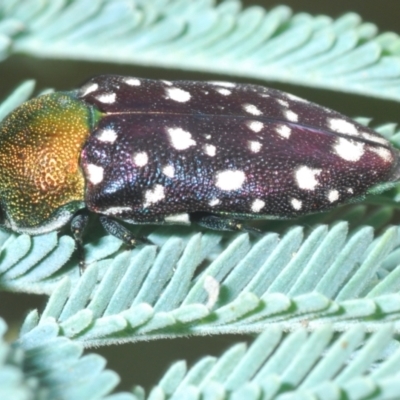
[0,318,133,400]
[1,1,400,101]
[150,326,400,400]
[2,221,396,346]
[5,317,400,400]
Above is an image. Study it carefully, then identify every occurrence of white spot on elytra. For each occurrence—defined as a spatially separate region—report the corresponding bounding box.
[209,198,220,207]
[81,83,98,97]
[347,188,354,194]
[124,77,141,86]
[276,124,291,139]
[86,164,104,185]
[215,170,246,191]
[278,99,289,107]
[291,198,302,210]
[164,213,190,224]
[163,165,175,178]
[133,151,148,167]
[96,128,117,143]
[144,184,165,207]
[167,127,196,150]
[163,80,173,86]
[251,199,265,212]
[248,141,262,153]
[103,206,132,215]
[204,144,216,156]
[247,120,264,133]
[216,88,231,96]
[328,189,339,203]
[243,103,262,116]
[295,166,322,190]
[96,92,116,104]
[208,81,236,88]
[166,87,191,102]
[285,110,298,122]
[329,118,358,136]
[369,146,393,162]
[333,138,364,162]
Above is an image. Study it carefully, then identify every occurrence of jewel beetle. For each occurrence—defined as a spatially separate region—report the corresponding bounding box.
[0,74,399,267]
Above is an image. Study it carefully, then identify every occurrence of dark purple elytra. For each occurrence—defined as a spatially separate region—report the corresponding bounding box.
[0,74,398,242]
[78,75,400,226]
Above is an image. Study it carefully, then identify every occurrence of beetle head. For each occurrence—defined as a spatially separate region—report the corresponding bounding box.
[0,92,96,234]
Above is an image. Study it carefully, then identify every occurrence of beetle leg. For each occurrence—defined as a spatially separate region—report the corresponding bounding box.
[99,216,152,247]
[190,213,261,236]
[71,210,90,274]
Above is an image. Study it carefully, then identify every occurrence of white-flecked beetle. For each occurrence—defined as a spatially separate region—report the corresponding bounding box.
[0,75,399,267]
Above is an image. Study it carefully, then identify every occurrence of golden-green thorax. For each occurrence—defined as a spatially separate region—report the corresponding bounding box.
[0,92,93,234]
